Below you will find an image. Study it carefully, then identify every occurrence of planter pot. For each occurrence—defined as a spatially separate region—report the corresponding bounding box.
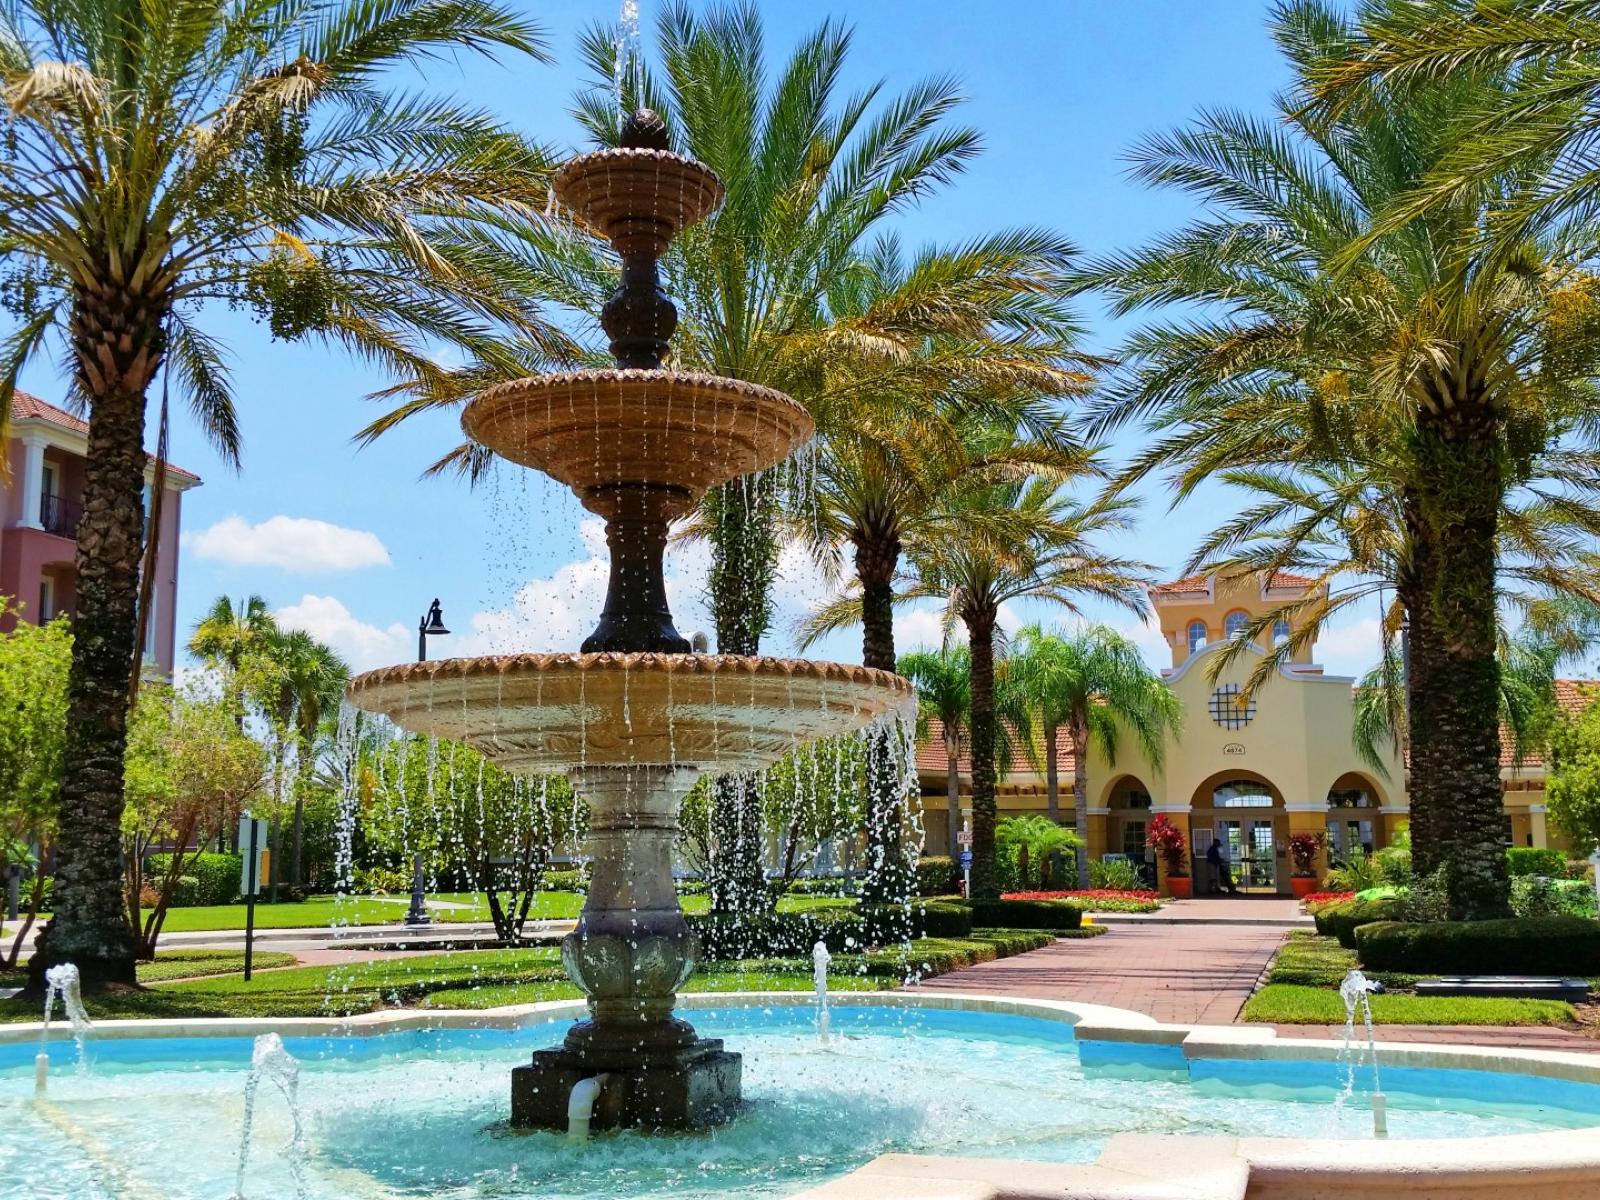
[1290,875,1318,899]
[1165,875,1192,900]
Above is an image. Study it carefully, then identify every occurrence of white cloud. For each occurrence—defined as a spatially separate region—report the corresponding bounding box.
[185,516,391,573]
[1105,613,1175,672]
[275,594,411,671]
[1308,615,1384,679]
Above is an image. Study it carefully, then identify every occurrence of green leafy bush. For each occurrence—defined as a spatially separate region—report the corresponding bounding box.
[968,898,1083,931]
[1090,858,1145,890]
[917,856,958,896]
[1355,916,1600,975]
[918,900,975,938]
[540,868,589,893]
[1511,876,1597,918]
[146,853,241,906]
[353,865,410,896]
[1324,896,1405,948]
[1506,847,1568,878]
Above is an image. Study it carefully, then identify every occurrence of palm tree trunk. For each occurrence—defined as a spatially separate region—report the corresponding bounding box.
[966,606,999,899]
[1072,715,1091,890]
[1406,416,1511,919]
[857,532,909,906]
[30,280,166,991]
[945,729,962,858]
[706,477,780,915]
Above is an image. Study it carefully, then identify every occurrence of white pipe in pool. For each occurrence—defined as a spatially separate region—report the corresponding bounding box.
[567,1074,611,1142]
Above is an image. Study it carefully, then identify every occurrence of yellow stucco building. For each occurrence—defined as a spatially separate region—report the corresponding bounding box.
[915,570,1572,894]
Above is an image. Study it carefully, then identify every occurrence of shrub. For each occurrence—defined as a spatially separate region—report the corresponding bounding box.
[1355,916,1600,975]
[146,852,241,906]
[1506,847,1568,878]
[540,868,589,893]
[1324,896,1405,948]
[917,900,975,938]
[674,879,708,897]
[1146,814,1188,877]
[1090,858,1146,891]
[353,865,411,896]
[1511,876,1597,919]
[690,901,972,958]
[1400,867,1449,923]
[968,898,1083,931]
[1288,831,1323,877]
[786,876,855,896]
[917,856,959,896]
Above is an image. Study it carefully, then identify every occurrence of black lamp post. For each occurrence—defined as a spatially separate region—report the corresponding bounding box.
[406,599,449,927]
[418,598,450,663]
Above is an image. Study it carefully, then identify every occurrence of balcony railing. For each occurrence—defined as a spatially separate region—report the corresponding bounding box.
[40,493,83,538]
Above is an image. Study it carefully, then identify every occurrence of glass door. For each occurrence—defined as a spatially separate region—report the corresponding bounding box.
[1217,820,1277,892]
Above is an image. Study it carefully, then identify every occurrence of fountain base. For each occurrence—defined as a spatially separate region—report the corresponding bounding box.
[510,1038,742,1131]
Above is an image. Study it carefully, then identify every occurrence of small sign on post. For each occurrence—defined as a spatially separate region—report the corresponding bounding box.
[238,814,269,981]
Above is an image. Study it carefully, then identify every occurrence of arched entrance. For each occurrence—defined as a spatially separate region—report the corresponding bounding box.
[1326,772,1380,862]
[1190,770,1285,894]
[1103,775,1156,885]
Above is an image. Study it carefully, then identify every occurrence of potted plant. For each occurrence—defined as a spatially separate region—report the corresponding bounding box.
[1147,814,1191,899]
[1288,831,1324,898]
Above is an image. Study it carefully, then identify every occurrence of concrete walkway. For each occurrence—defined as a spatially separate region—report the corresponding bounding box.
[914,922,1285,1024]
[1271,1023,1600,1052]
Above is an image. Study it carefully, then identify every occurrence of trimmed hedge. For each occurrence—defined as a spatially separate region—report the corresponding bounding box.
[1506,847,1568,878]
[1355,916,1600,975]
[917,856,958,896]
[1322,897,1404,948]
[688,901,973,959]
[968,898,1083,931]
[146,853,241,907]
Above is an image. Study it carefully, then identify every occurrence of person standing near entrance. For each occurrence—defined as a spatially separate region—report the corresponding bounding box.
[1206,839,1239,895]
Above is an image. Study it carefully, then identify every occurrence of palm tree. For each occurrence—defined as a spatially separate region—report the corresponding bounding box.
[903,477,1150,897]
[1308,0,1600,235]
[1006,624,1181,889]
[1079,0,1600,918]
[1,0,556,989]
[261,629,349,886]
[899,646,972,857]
[188,595,277,727]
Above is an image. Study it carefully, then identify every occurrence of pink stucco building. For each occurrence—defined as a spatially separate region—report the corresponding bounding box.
[2,391,200,673]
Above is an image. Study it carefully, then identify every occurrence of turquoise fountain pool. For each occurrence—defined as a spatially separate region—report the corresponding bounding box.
[6,1004,1599,1200]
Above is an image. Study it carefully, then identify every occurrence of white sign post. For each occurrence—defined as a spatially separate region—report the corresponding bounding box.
[957,826,973,896]
[1589,850,1600,916]
[237,814,269,981]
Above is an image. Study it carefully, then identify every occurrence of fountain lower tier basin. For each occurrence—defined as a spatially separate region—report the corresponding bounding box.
[461,370,813,515]
[10,1000,1600,1200]
[344,653,914,775]
[511,1036,740,1131]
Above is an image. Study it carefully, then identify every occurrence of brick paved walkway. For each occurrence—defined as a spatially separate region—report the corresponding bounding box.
[912,923,1284,1024]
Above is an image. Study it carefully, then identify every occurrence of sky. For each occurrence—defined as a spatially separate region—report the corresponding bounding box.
[16,0,1396,681]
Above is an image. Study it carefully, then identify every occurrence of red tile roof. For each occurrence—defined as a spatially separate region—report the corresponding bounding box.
[916,717,1076,778]
[10,390,200,482]
[1503,679,1598,770]
[1150,570,1319,597]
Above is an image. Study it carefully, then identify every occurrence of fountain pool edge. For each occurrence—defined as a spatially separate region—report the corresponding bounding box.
[7,990,1600,1200]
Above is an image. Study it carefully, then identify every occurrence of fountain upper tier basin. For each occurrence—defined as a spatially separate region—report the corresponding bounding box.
[461,370,813,517]
[553,146,724,254]
[345,653,914,775]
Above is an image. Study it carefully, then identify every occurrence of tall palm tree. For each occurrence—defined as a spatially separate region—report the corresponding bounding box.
[899,646,972,859]
[1080,0,1600,918]
[262,629,349,886]
[1,0,556,989]
[1308,0,1600,236]
[1006,624,1181,889]
[903,477,1150,897]
[188,595,277,727]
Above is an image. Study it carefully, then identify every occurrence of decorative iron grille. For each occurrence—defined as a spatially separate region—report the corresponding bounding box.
[1208,684,1255,730]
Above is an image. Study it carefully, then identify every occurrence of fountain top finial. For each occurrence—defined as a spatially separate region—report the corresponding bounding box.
[620,108,671,151]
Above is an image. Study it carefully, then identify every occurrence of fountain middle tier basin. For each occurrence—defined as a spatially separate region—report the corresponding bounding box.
[345,652,915,775]
[461,370,813,516]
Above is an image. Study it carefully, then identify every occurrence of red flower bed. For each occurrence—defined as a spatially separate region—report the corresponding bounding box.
[1001,890,1160,902]
[1300,891,1355,907]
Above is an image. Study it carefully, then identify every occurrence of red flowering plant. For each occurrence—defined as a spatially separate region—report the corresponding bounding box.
[1146,814,1188,877]
[1288,831,1325,878]
[1000,888,1162,913]
[1301,891,1355,915]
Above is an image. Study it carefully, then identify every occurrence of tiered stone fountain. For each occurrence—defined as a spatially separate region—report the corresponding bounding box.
[345,111,914,1132]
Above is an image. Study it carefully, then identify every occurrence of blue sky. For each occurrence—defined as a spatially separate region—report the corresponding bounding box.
[19,0,1394,679]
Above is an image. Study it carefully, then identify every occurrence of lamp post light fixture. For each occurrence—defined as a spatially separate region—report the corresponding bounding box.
[404,598,450,928]
[418,598,450,663]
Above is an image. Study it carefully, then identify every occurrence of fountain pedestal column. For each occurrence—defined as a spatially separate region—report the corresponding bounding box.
[511,766,741,1130]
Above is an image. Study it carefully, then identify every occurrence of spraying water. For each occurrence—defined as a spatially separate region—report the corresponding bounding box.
[36,963,91,1095]
[232,1033,310,1200]
[812,940,832,1044]
[1338,969,1388,1137]
[614,0,641,127]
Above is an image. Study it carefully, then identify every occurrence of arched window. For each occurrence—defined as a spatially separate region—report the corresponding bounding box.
[1187,620,1207,655]
[1224,610,1250,641]
[1272,618,1291,647]
[1213,778,1274,807]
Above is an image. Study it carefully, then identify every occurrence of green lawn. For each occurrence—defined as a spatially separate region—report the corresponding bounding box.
[0,930,1042,1023]
[1243,931,1581,1026]
[0,948,297,993]
[14,890,856,936]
